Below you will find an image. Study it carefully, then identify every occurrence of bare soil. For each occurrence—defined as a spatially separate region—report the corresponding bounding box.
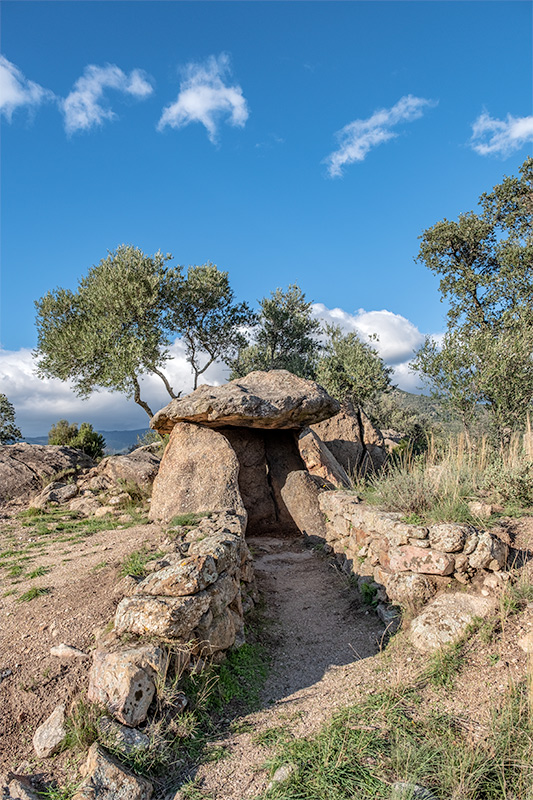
[2,506,533,800]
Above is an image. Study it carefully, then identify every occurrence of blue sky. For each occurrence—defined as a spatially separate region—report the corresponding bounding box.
[1,1,532,435]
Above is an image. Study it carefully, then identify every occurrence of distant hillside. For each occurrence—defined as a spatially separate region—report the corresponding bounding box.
[23,428,150,455]
[389,389,463,433]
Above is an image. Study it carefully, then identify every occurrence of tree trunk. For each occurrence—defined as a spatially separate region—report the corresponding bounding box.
[131,375,154,418]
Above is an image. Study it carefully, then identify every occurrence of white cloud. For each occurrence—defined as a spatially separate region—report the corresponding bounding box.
[470,110,533,157]
[324,94,436,177]
[0,342,227,437]
[158,53,249,143]
[0,55,55,120]
[312,303,427,389]
[62,64,153,134]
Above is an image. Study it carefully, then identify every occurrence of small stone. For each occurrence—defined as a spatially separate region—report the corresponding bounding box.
[391,782,438,800]
[5,776,40,800]
[88,646,168,727]
[32,703,66,758]
[266,763,297,791]
[50,643,89,660]
[518,632,533,653]
[97,716,150,754]
[73,743,153,800]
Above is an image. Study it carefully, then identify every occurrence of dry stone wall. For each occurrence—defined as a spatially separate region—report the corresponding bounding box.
[318,491,509,608]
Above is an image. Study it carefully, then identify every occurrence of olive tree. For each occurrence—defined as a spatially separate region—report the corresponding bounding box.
[231,284,321,379]
[413,157,533,441]
[34,248,254,417]
[171,263,255,389]
[35,245,182,417]
[0,394,21,444]
[316,325,392,408]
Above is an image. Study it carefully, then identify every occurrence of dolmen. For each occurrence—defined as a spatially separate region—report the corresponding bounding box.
[149,370,367,536]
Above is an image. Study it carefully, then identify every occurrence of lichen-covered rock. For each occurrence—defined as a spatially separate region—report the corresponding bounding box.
[428,523,469,553]
[88,646,168,727]
[205,572,239,616]
[187,532,243,574]
[387,546,455,576]
[149,422,246,524]
[134,555,218,597]
[384,572,434,606]
[32,482,78,508]
[468,531,508,570]
[73,743,153,800]
[194,608,237,655]
[410,593,495,652]
[114,594,211,640]
[32,704,66,758]
[297,427,351,488]
[151,370,340,432]
[97,716,150,755]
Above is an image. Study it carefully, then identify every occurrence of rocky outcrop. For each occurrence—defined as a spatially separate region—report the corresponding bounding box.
[151,370,340,432]
[80,449,161,492]
[0,444,94,503]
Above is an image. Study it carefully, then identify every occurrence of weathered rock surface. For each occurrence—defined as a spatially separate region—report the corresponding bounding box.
[387,546,455,576]
[134,555,218,597]
[0,444,94,503]
[149,422,246,524]
[410,593,495,652]
[150,370,340,432]
[311,405,387,475]
[114,594,211,640]
[298,427,351,488]
[32,703,66,758]
[73,743,153,800]
[32,481,79,508]
[280,470,329,539]
[1,776,40,799]
[83,449,161,492]
[97,716,150,755]
[428,523,468,553]
[88,646,168,727]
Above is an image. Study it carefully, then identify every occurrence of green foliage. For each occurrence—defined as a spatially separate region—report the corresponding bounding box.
[120,547,164,578]
[0,393,21,444]
[316,324,392,409]
[48,419,106,459]
[35,245,183,417]
[231,284,321,379]
[260,683,533,800]
[17,586,50,602]
[63,698,102,750]
[171,263,256,389]
[414,158,533,442]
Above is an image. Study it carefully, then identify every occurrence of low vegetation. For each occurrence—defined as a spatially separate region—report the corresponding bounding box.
[356,431,533,524]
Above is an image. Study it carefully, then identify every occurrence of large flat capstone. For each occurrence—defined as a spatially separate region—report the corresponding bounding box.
[150,370,340,433]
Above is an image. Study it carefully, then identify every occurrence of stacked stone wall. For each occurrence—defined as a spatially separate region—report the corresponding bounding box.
[318,492,509,609]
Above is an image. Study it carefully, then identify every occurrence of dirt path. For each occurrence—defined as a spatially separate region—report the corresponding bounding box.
[191,534,385,800]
